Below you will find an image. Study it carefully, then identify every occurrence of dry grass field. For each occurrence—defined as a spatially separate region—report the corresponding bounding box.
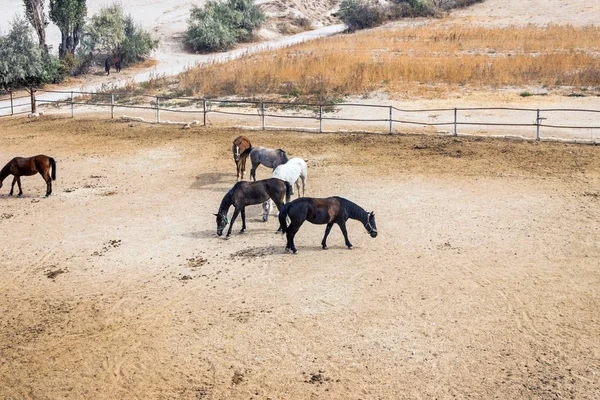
[178,24,600,100]
[1,116,599,399]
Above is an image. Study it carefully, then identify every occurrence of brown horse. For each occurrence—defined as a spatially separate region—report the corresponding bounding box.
[278,196,377,254]
[215,178,292,237]
[0,155,56,197]
[232,136,252,181]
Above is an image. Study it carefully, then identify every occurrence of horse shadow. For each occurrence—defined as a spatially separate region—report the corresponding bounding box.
[191,172,232,192]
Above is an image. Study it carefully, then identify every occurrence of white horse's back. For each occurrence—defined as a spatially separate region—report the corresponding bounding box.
[263,158,308,220]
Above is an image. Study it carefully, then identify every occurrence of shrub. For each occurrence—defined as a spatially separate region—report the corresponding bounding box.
[0,17,63,89]
[121,15,159,65]
[338,0,385,32]
[80,3,157,66]
[184,0,265,52]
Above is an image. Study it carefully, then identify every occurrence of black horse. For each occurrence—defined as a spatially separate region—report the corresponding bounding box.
[278,196,377,254]
[215,178,292,237]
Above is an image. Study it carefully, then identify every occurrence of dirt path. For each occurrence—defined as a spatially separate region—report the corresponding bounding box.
[1,116,599,398]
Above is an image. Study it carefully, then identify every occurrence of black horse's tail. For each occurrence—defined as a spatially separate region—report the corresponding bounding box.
[284,181,292,203]
[49,157,56,181]
[278,202,291,233]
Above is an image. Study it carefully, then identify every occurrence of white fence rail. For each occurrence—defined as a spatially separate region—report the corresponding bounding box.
[2,88,599,144]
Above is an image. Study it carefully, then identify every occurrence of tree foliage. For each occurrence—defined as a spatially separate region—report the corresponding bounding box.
[0,17,62,89]
[80,3,158,66]
[49,0,87,58]
[185,0,265,52]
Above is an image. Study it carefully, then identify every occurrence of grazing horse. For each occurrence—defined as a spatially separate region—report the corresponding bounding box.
[249,146,289,181]
[0,155,56,197]
[278,197,377,254]
[232,136,252,180]
[215,178,292,237]
[262,157,308,221]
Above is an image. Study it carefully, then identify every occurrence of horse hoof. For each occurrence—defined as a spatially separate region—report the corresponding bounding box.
[322,245,328,250]
[239,229,245,234]
[347,246,353,250]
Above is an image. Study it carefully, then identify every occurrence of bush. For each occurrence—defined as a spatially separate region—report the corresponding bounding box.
[390,0,437,17]
[80,3,157,66]
[338,0,385,32]
[121,15,159,65]
[185,0,265,52]
[0,17,63,89]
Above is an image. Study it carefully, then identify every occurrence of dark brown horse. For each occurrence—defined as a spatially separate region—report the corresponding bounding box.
[232,136,252,180]
[0,155,56,197]
[215,178,292,237]
[278,196,377,254]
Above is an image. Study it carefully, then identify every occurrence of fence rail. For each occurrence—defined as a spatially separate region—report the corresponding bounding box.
[1,88,599,143]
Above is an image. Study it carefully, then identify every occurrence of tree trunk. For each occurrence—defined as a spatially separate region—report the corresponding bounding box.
[23,0,47,50]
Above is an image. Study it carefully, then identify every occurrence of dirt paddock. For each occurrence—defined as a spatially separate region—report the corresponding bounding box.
[0,116,599,399]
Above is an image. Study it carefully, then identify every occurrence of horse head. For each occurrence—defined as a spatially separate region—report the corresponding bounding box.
[279,149,289,163]
[233,145,241,163]
[214,212,228,236]
[365,212,377,238]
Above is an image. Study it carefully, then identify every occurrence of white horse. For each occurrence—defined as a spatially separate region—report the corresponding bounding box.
[262,158,307,221]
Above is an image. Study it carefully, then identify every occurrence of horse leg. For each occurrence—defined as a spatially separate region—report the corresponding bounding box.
[250,161,259,181]
[240,207,247,233]
[43,172,52,197]
[294,179,301,198]
[236,160,241,181]
[285,220,303,254]
[262,200,271,222]
[338,220,353,249]
[16,176,23,197]
[273,197,285,231]
[9,176,16,196]
[241,156,247,180]
[227,208,241,237]
[321,223,334,249]
[301,175,306,197]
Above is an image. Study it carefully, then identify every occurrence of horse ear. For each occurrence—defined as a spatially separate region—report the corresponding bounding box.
[213,213,219,216]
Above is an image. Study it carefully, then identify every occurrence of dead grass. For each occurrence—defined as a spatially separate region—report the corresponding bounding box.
[179,24,600,100]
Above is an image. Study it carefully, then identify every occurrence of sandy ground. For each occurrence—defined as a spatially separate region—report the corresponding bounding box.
[0,116,599,398]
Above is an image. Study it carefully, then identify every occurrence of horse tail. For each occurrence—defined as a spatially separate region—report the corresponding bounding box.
[49,157,56,181]
[284,181,292,203]
[278,202,291,233]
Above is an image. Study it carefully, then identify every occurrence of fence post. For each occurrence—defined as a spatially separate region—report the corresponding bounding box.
[454,108,458,136]
[203,99,207,126]
[261,102,265,130]
[71,91,74,118]
[30,88,36,114]
[389,106,393,134]
[111,94,115,119]
[536,109,541,141]
[156,96,160,123]
[9,90,13,116]
[319,104,323,133]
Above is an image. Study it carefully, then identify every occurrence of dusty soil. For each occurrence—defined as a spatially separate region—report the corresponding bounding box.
[0,116,599,399]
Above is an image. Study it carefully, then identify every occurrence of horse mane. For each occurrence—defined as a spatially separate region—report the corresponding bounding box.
[218,189,235,215]
[336,197,368,222]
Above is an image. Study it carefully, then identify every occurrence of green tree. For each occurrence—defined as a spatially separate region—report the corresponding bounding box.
[83,3,125,53]
[79,4,158,66]
[49,0,87,58]
[0,17,62,89]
